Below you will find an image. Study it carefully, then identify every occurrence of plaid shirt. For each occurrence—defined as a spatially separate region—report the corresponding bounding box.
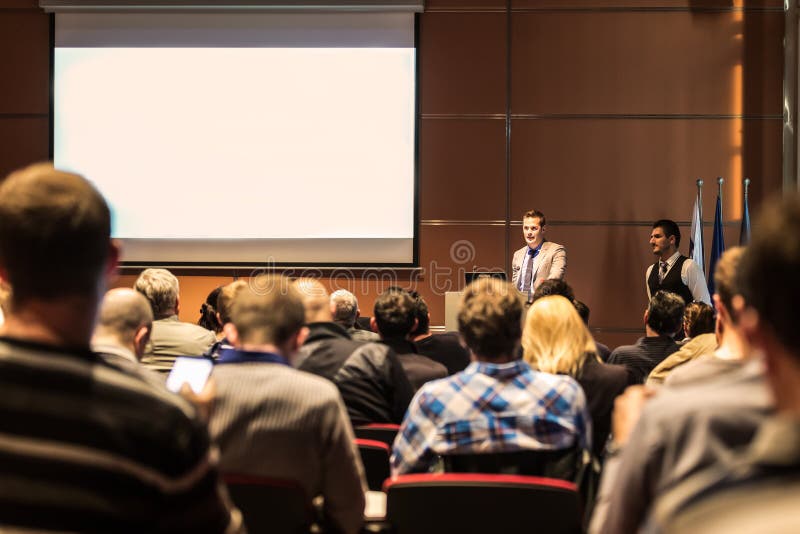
[391,359,591,475]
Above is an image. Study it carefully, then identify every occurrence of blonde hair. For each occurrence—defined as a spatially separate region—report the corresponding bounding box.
[522,295,597,377]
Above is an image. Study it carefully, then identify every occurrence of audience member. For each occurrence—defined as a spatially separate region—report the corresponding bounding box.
[295,278,414,426]
[531,278,575,303]
[198,285,224,336]
[0,163,239,532]
[664,247,749,387]
[523,295,627,458]
[391,278,590,475]
[204,279,247,359]
[608,291,684,384]
[646,301,716,385]
[134,268,216,370]
[372,289,447,391]
[652,195,800,532]
[208,274,366,534]
[330,289,381,342]
[575,299,612,362]
[589,247,771,534]
[410,290,471,375]
[91,288,154,370]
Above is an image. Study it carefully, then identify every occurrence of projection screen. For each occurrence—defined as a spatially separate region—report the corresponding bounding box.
[53,12,417,266]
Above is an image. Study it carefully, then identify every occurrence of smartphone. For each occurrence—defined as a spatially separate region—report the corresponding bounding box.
[166,357,213,394]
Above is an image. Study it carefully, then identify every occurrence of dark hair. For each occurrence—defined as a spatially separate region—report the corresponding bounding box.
[531,279,575,303]
[737,195,800,354]
[458,278,523,359]
[647,291,686,336]
[683,302,715,338]
[652,219,681,248]
[522,209,546,226]
[373,289,416,339]
[198,286,223,333]
[408,290,430,336]
[0,163,111,301]
[574,300,590,325]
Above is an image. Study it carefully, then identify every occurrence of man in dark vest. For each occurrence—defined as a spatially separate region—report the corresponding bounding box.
[646,219,710,305]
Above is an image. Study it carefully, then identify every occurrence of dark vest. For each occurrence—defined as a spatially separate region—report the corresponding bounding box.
[647,255,694,304]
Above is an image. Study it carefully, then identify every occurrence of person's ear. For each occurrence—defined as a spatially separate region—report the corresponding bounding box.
[104,240,121,286]
[370,317,379,334]
[223,322,240,347]
[133,324,151,360]
[174,295,180,316]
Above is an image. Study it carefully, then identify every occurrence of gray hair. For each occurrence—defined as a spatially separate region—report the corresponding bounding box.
[134,268,179,319]
[330,289,358,327]
[95,288,153,344]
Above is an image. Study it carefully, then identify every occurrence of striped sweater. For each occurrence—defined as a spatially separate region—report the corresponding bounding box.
[0,337,241,533]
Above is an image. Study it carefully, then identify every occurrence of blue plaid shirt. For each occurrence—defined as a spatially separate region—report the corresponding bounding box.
[391,359,591,475]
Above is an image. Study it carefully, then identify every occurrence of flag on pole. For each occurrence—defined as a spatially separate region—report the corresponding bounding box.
[707,188,725,296]
[740,178,751,246]
[690,192,705,275]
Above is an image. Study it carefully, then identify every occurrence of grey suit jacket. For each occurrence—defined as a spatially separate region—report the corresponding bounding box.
[511,240,567,291]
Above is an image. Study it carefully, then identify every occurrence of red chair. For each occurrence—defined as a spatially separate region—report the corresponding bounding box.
[223,474,316,533]
[355,438,392,491]
[354,423,400,448]
[383,473,583,534]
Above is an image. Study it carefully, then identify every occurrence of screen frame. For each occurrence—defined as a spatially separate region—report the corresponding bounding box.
[47,11,420,270]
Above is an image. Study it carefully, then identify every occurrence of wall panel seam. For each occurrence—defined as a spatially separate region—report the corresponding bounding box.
[510,114,783,120]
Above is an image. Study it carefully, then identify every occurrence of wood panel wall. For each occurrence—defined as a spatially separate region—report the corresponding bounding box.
[0,0,785,349]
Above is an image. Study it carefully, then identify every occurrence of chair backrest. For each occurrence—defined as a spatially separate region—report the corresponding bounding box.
[384,473,583,534]
[441,446,581,481]
[353,423,401,448]
[223,474,315,534]
[355,438,392,491]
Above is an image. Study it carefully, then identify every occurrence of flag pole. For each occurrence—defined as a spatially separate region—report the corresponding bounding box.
[696,178,704,227]
[717,176,724,200]
[743,177,750,202]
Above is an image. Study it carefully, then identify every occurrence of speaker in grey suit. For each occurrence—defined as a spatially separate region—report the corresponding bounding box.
[510,210,567,295]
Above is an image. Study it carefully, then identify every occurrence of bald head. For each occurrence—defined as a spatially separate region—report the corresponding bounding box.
[93,288,154,359]
[293,278,331,323]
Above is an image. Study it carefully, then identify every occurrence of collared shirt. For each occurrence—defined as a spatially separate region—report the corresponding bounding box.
[391,359,591,475]
[518,243,543,292]
[645,251,711,304]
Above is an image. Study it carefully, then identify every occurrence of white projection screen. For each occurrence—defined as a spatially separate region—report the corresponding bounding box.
[53,12,417,266]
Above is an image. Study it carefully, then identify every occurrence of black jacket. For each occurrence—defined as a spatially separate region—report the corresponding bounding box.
[298,322,414,426]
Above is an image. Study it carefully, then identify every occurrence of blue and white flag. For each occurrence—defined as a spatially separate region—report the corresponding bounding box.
[690,194,705,275]
[740,182,751,246]
[707,194,725,296]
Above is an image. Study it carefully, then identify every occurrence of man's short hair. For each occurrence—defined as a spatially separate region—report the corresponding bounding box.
[647,290,686,336]
[522,209,546,226]
[574,300,590,325]
[531,279,575,303]
[653,219,681,248]
[95,288,154,343]
[409,290,430,336]
[230,275,305,346]
[330,289,359,327]
[373,289,416,339]
[714,246,746,314]
[216,280,248,326]
[0,163,111,301]
[134,269,179,319]
[683,302,715,338]
[737,195,800,354]
[458,278,524,359]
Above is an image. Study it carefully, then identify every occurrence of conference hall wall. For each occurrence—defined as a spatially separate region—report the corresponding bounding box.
[0,0,783,349]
